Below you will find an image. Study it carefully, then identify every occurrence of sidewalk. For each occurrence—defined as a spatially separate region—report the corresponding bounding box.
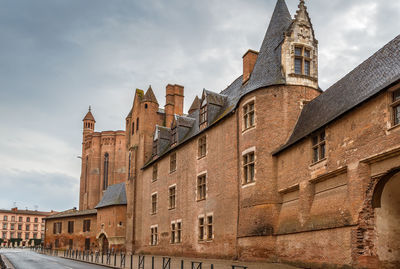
[34,249,299,269]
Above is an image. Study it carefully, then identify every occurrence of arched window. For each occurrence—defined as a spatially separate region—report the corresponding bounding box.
[84,156,89,193]
[128,152,131,179]
[103,153,109,190]
[136,118,139,131]
[131,122,134,135]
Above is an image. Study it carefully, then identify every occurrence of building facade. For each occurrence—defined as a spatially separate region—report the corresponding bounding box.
[46,0,400,268]
[0,207,53,247]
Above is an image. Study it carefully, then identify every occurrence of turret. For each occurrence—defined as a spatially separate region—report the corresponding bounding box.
[83,106,96,136]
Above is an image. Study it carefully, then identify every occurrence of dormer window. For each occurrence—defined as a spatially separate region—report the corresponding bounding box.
[171,126,177,146]
[294,46,311,76]
[200,104,207,129]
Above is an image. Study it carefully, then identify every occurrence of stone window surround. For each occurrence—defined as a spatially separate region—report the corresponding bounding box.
[196,171,208,201]
[152,163,158,182]
[197,135,207,159]
[291,43,314,77]
[242,97,256,134]
[151,192,158,215]
[170,219,182,244]
[168,184,177,210]
[311,130,326,164]
[150,224,158,246]
[169,152,177,174]
[198,212,214,242]
[388,85,400,130]
[242,147,256,187]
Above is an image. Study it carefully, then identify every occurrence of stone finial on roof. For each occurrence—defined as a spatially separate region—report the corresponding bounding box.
[142,85,159,104]
[83,106,95,122]
[188,96,201,114]
[294,0,311,25]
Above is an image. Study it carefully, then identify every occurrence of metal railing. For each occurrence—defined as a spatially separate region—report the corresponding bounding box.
[31,247,249,269]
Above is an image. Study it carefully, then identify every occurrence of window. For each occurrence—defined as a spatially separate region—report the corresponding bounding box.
[197,174,206,201]
[131,122,134,135]
[128,152,132,179]
[17,232,22,239]
[85,156,89,193]
[18,217,23,222]
[150,226,158,246]
[18,224,22,230]
[83,220,91,232]
[69,239,73,249]
[243,152,255,184]
[171,223,176,244]
[68,221,74,234]
[55,239,59,248]
[294,46,312,76]
[207,215,213,240]
[2,232,6,239]
[151,193,157,214]
[136,118,139,131]
[25,233,29,239]
[243,101,255,130]
[53,222,62,234]
[312,130,326,163]
[10,224,14,230]
[2,223,6,229]
[391,89,400,126]
[3,216,7,221]
[176,221,182,243]
[171,126,177,146]
[200,105,207,127]
[103,153,109,190]
[198,136,207,158]
[26,224,30,231]
[34,217,38,223]
[11,216,15,222]
[27,217,30,222]
[34,224,38,231]
[85,238,90,250]
[170,153,176,173]
[152,164,158,182]
[198,217,205,241]
[10,232,14,239]
[169,186,176,209]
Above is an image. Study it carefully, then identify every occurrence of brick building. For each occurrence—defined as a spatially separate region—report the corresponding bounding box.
[46,0,400,268]
[0,207,53,247]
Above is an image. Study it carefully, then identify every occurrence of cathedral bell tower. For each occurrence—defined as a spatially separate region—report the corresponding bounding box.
[83,106,96,137]
[281,0,318,89]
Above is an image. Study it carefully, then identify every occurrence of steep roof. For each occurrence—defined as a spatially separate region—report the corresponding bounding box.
[188,96,201,113]
[83,107,95,121]
[45,209,96,220]
[95,183,127,209]
[142,86,159,104]
[244,0,292,92]
[275,34,400,154]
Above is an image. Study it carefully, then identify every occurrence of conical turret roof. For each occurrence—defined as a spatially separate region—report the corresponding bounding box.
[245,0,292,91]
[83,106,95,122]
[142,85,159,104]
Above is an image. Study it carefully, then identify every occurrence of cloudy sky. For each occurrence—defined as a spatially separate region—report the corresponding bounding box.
[0,0,399,212]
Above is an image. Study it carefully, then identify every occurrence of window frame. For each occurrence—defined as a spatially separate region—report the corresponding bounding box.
[168,185,176,210]
[83,219,91,232]
[151,193,158,215]
[68,221,74,234]
[197,174,207,201]
[150,225,158,246]
[243,100,255,131]
[170,153,177,173]
[198,216,205,241]
[198,136,207,158]
[200,104,208,128]
[311,130,326,164]
[293,45,312,76]
[242,149,256,185]
[390,89,400,127]
[152,164,158,182]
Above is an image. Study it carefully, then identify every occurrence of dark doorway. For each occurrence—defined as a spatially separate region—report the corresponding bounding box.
[85,238,90,250]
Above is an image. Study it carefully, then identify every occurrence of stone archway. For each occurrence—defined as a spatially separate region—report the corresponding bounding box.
[374,171,400,268]
[98,233,109,253]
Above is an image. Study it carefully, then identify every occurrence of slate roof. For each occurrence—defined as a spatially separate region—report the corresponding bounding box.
[142,86,159,104]
[45,209,97,220]
[275,34,400,154]
[188,96,200,114]
[95,183,127,209]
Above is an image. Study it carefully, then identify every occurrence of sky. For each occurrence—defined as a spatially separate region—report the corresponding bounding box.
[0,0,399,212]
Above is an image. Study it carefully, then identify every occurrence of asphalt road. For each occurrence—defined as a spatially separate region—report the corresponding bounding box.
[0,248,110,269]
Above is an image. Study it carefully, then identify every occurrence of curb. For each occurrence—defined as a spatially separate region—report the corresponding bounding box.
[37,252,119,269]
[0,254,15,269]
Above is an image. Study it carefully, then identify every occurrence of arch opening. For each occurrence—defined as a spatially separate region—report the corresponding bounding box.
[375,171,400,268]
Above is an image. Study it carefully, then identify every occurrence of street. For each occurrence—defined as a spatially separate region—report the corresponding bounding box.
[0,248,110,269]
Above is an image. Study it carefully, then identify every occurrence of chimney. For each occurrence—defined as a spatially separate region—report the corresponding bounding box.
[242,49,259,84]
[165,84,184,128]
